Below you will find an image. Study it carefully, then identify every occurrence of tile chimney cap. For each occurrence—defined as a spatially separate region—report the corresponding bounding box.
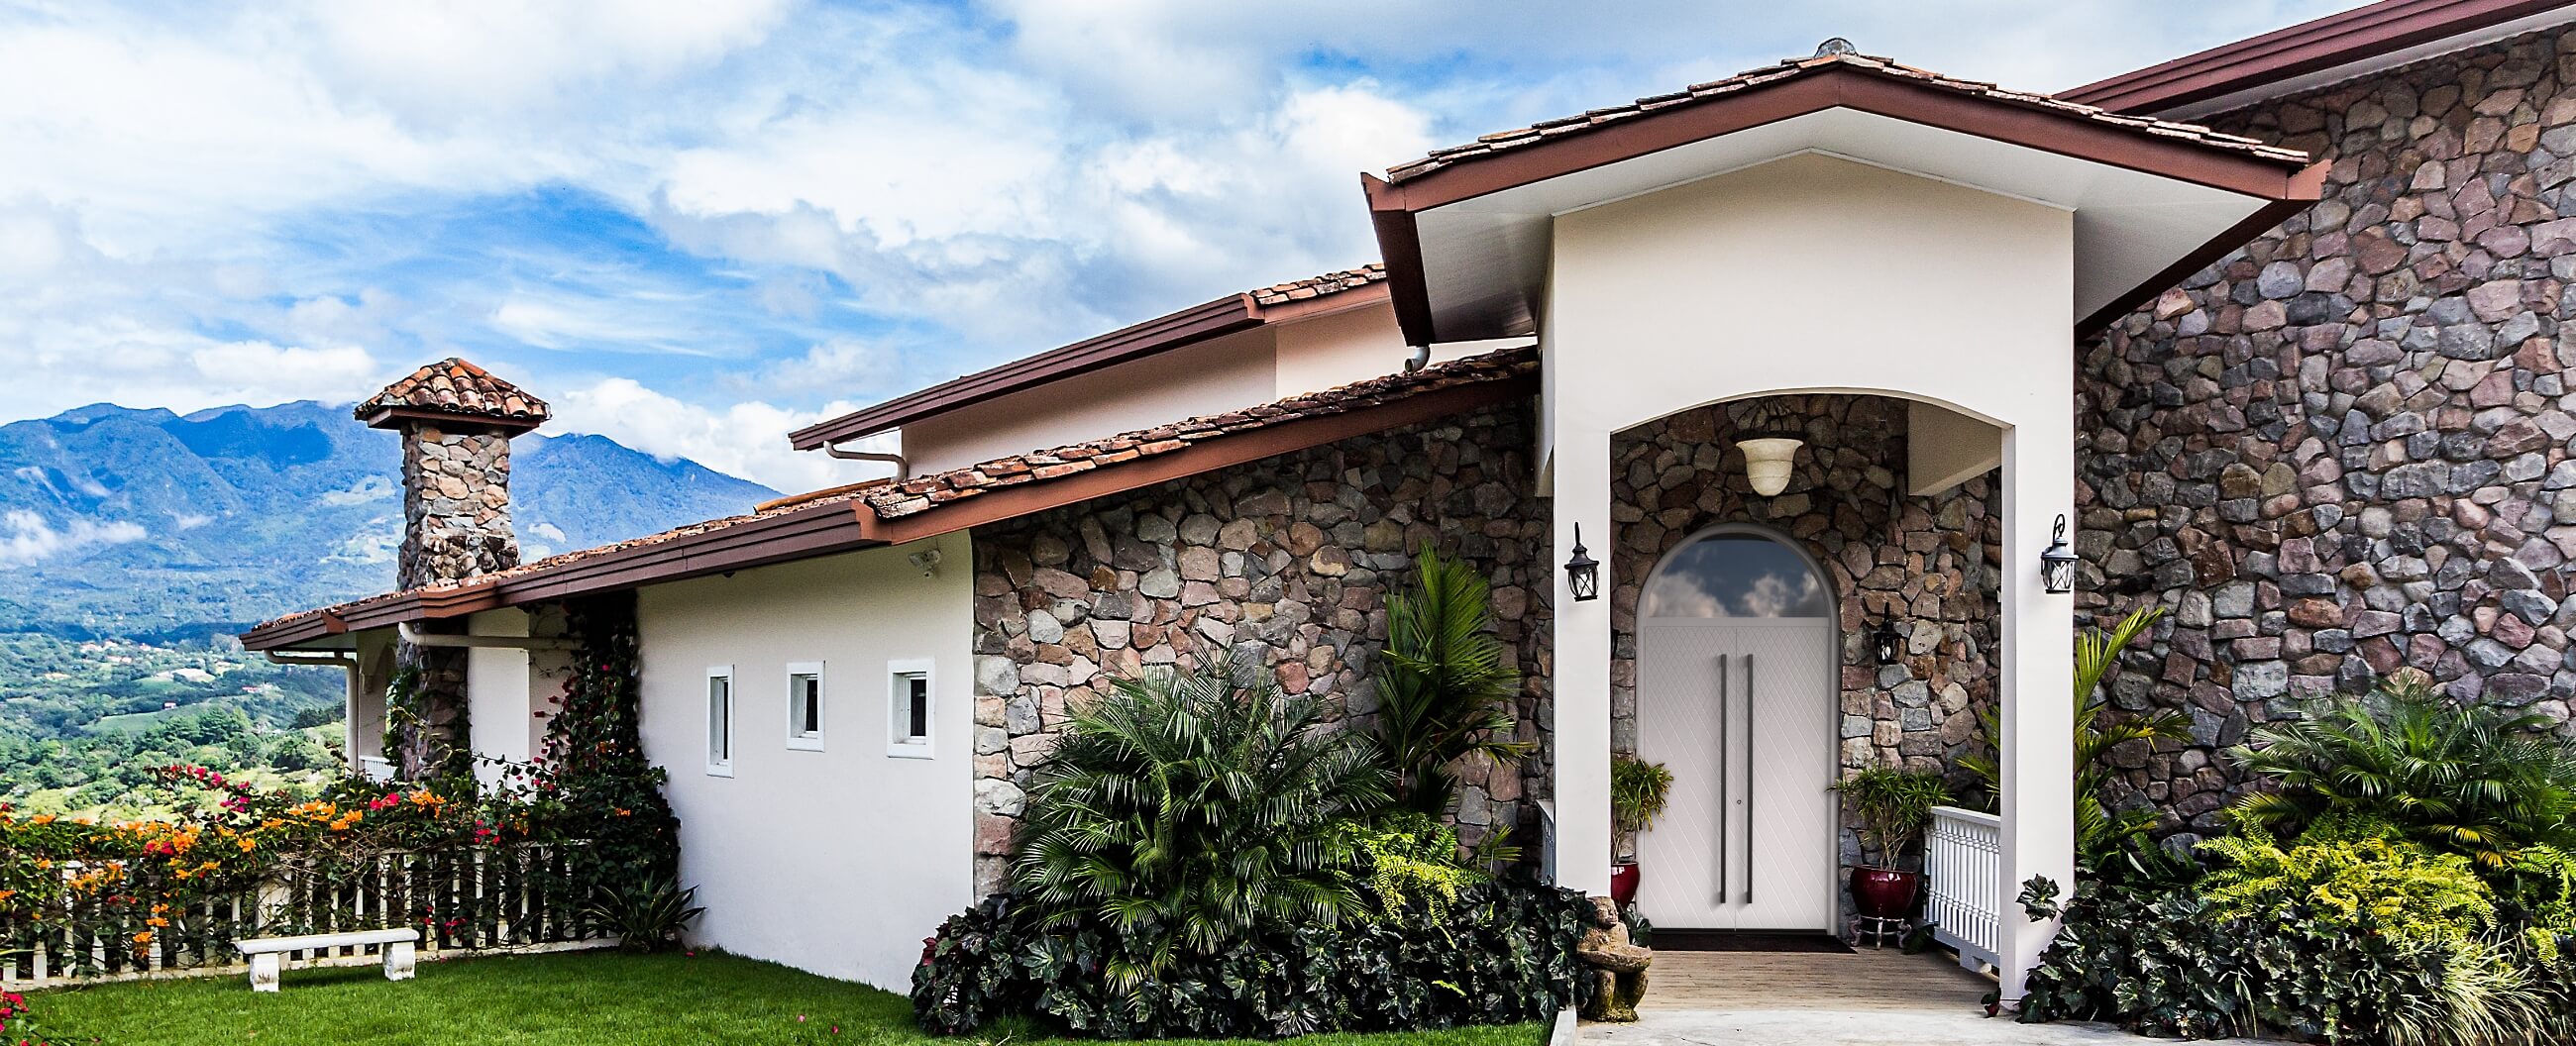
[358,358,551,434]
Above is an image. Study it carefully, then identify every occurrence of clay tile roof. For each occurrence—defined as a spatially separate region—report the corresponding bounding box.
[245,345,1537,649]
[861,342,1535,520]
[1248,263,1386,307]
[1382,51,2311,183]
[356,358,552,429]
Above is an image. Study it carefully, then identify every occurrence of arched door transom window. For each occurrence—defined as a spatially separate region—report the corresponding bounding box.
[1641,531,1830,619]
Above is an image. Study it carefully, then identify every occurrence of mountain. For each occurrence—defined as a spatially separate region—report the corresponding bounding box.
[0,401,779,640]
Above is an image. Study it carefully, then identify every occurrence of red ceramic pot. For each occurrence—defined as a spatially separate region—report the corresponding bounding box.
[1609,862,1641,906]
[1849,867,1920,920]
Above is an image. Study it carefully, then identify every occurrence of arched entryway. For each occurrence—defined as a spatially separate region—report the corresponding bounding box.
[1632,525,1840,933]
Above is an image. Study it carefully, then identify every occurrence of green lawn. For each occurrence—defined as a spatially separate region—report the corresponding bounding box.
[28,948,1552,1046]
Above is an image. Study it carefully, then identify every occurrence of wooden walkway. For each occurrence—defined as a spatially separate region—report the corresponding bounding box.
[1643,946,1994,1013]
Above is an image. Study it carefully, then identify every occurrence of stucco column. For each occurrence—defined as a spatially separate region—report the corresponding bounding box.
[1551,423,1614,896]
[1996,410,2075,998]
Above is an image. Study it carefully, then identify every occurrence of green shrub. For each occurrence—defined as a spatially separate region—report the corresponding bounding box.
[2228,673,2576,872]
[912,873,1587,1039]
[1014,654,1391,995]
[2200,824,2495,947]
[2021,833,2565,1045]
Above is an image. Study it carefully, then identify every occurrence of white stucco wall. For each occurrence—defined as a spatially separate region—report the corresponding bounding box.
[1542,152,2076,992]
[635,534,975,990]
[1271,300,1409,397]
[902,328,1276,474]
[465,610,535,786]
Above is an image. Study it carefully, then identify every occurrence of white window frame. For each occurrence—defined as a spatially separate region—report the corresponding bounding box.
[786,661,825,752]
[887,659,935,759]
[705,665,735,777]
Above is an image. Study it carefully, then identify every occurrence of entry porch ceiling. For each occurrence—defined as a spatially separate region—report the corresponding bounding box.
[1363,57,2328,346]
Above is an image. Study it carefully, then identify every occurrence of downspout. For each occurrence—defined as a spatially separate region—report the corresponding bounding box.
[825,441,909,481]
[1403,344,1431,372]
[268,650,368,775]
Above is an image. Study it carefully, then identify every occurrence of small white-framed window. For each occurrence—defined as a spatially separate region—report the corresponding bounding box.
[705,666,735,777]
[888,659,934,759]
[786,662,825,752]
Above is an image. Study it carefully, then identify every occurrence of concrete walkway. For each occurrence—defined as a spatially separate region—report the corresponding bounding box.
[1577,949,2230,1045]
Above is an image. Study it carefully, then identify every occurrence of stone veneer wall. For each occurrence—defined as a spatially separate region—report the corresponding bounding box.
[2084,27,2576,841]
[967,402,1552,894]
[397,424,522,590]
[1606,396,2001,868]
[391,422,522,777]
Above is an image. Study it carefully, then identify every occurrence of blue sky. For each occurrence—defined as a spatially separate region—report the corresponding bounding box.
[0,0,2362,490]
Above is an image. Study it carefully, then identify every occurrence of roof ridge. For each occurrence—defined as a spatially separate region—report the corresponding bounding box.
[1382,49,2312,182]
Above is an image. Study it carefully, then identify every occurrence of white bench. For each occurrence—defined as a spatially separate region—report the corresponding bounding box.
[235,928,419,992]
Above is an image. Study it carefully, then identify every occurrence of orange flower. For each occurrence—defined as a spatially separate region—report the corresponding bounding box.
[133,931,154,945]
[28,814,53,825]
[237,838,256,852]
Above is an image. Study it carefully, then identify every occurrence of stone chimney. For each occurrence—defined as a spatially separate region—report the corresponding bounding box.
[356,359,550,589]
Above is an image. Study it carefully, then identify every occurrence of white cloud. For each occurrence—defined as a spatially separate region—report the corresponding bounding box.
[551,376,874,493]
[0,510,148,568]
[0,0,2370,481]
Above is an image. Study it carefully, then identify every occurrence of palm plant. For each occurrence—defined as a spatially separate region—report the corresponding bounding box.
[1966,605,2192,861]
[1610,754,1673,861]
[1015,653,1391,994]
[1833,768,1950,867]
[1371,547,1532,813]
[2227,672,2576,871]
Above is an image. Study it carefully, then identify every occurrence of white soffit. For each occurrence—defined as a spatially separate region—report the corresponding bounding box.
[1412,107,2268,341]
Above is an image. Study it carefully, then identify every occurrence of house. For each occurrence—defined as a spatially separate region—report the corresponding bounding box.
[243,0,2576,999]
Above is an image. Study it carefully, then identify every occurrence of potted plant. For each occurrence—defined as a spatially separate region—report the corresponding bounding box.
[1831,767,1949,920]
[1609,754,1672,906]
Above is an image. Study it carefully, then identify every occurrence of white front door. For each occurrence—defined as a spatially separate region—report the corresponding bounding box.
[1630,531,1839,933]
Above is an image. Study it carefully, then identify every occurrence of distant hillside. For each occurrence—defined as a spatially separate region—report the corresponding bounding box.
[0,401,779,640]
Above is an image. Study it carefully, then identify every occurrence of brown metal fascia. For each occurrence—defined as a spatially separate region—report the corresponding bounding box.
[1380,67,2317,216]
[786,294,1262,450]
[2076,171,2331,338]
[239,612,339,652]
[861,372,1539,547]
[2060,0,2567,115]
[489,504,880,605]
[1363,172,1441,347]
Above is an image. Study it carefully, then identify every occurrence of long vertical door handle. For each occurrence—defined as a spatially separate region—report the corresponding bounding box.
[1743,652,1755,905]
[1714,653,1728,903]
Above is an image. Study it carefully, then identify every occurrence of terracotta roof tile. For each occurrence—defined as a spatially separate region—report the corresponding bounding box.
[249,345,1536,640]
[862,344,1534,520]
[1248,263,1386,306]
[1383,52,2310,183]
[356,358,551,427]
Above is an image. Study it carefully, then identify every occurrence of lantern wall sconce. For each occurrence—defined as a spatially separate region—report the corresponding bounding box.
[2040,514,2079,594]
[1872,616,1901,664]
[1564,523,1601,602]
[1731,399,1805,497]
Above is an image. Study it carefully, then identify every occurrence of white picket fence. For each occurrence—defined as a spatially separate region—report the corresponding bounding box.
[2,842,614,990]
[1923,804,2002,973]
